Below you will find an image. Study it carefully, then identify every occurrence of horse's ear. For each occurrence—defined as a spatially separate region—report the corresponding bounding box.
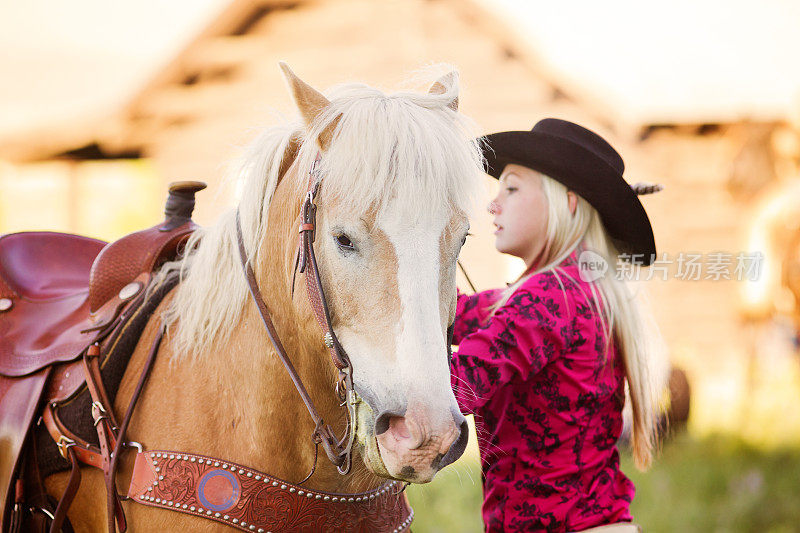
[429,71,459,112]
[279,62,337,151]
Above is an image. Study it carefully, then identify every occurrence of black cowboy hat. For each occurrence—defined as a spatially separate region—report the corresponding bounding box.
[481,118,657,266]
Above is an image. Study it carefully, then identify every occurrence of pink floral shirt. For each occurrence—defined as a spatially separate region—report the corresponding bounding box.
[450,254,634,532]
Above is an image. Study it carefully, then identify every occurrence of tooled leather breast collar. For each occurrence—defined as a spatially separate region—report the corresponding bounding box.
[127,450,412,532]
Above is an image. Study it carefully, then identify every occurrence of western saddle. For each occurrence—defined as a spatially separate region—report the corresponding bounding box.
[0,181,205,532]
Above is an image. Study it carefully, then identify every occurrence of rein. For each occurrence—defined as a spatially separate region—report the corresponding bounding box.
[234,154,360,476]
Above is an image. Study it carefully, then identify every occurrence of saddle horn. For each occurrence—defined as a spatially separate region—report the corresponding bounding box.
[160,180,207,231]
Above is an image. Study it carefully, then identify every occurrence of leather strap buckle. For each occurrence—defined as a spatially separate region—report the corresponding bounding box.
[91,401,112,428]
[56,435,76,459]
[300,192,317,244]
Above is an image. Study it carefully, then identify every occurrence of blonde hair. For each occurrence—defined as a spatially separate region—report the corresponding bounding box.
[491,172,661,470]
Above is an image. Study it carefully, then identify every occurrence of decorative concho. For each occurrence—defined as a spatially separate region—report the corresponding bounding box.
[197,469,241,512]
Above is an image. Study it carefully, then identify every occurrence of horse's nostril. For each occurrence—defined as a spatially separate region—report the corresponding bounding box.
[374,410,403,435]
[439,418,469,470]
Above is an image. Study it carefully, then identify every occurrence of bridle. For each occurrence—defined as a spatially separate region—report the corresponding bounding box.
[234,154,360,477]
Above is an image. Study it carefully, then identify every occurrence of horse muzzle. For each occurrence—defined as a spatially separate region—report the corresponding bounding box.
[368,403,468,483]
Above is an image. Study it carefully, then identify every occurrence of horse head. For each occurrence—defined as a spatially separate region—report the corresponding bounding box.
[273,65,483,483]
[167,64,484,486]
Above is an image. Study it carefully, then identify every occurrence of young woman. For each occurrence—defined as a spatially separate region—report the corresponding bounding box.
[450,118,662,532]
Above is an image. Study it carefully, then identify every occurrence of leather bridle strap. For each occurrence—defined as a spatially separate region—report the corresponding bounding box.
[234,213,348,470]
[296,163,351,372]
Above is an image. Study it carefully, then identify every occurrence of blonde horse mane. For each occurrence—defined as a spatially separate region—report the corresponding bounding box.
[157,69,484,360]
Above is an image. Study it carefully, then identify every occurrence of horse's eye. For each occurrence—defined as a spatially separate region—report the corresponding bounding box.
[335,233,355,252]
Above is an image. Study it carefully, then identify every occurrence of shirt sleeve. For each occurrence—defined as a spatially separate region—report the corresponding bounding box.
[450,288,564,414]
[452,287,503,345]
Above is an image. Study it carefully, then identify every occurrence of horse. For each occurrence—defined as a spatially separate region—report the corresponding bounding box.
[37,64,485,531]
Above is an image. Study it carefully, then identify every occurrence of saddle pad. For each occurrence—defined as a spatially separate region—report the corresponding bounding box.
[0,232,106,377]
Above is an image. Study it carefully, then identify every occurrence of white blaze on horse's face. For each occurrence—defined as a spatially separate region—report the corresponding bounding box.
[319,201,469,483]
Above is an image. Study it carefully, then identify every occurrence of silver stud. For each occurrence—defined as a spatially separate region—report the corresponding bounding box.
[139,495,145,500]
[280,484,286,490]
[272,481,278,486]
[190,506,195,511]
[298,490,304,496]
[159,475,164,480]
[247,472,252,477]
[324,496,330,501]
[153,481,158,486]
[224,515,230,520]
[255,475,261,480]
[206,510,212,515]
[182,504,188,509]
[259,529,265,533]
[214,462,220,467]
[156,453,162,458]
[324,331,334,348]
[241,522,247,527]
[215,512,220,517]
[155,467,160,472]
[155,498,161,503]
[232,519,238,524]
[169,454,175,459]
[118,282,142,301]
[150,453,156,458]
[289,488,295,493]
[147,487,152,492]
[198,508,204,514]
[190,457,195,462]
[332,497,338,502]
[0,299,12,312]
[183,455,189,460]
[249,526,255,531]
[198,459,204,464]
[355,497,361,502]
[316,495,321,500]
[306,493,312,498]
[239,469,245,475]
[348,498,354,502]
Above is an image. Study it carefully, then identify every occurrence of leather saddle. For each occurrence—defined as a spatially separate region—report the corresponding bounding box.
[0,181,205,530]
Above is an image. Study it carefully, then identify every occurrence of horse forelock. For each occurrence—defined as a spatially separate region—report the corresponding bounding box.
[160,75,484,361]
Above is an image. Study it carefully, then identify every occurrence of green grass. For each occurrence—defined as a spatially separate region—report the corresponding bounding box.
[406,434,800,532]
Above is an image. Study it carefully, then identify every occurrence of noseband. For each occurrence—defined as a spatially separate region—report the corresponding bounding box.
[234,155,359,476]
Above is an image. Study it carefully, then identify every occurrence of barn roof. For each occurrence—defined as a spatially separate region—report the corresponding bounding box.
[1,0,797,162]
